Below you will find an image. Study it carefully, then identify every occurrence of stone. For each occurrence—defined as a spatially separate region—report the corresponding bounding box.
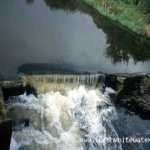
[0,119,12,150]
[116,76,125,84]
[0,87,12,150]
[112,72,150,119]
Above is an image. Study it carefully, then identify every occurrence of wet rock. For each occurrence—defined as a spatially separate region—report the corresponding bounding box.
[104,74,117,90]
[2,87,26,101]
[112,73,150,119]
[104,87,116,101]
[0,119,12,150]
[0,77,38,101]
[0,87,12,150]
[96,101,110,110]
[0,79,24,89]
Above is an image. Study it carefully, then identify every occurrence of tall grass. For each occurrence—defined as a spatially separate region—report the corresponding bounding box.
[83,0,150,35]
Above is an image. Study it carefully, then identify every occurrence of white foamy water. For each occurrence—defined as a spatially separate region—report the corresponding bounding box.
[8,86,122,150]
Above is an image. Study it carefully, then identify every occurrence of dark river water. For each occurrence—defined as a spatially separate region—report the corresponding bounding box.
[0,0,150,76]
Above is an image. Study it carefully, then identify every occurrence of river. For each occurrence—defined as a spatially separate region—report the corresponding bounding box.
[0,0,150,77]
[0,0,150,150]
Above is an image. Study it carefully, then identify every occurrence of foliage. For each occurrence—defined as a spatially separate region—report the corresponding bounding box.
[122,0,150,13]
[83,0,150,35]
[26,0,34,4]
[40,0,150,63]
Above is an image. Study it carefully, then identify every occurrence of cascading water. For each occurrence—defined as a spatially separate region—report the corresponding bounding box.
[7,74,141,150]
[22,74,104,93]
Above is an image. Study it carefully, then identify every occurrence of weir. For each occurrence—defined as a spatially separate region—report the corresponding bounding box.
[21,74,105,94]
[0,73,107,100]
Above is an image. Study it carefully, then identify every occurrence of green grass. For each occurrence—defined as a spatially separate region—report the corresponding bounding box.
[82,0,149,35]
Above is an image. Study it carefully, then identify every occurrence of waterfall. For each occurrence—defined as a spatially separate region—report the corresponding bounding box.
[7,80,123,150]
[22,74,104,93]
[23,74,102,86]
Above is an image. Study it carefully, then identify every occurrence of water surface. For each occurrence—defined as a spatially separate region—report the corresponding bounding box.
[0,0,150,76]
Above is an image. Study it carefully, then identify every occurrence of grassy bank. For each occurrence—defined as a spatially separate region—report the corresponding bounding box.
[82,0,150,37]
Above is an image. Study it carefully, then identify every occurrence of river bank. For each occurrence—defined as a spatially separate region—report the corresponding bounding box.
[82,0,150,37]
